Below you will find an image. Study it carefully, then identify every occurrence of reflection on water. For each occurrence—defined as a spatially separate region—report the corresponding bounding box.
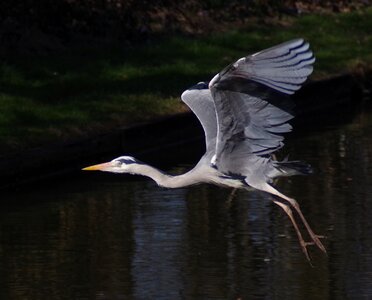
[1,109,372,299]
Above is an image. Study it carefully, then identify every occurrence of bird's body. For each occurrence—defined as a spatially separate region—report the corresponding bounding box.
[83,39,326,260]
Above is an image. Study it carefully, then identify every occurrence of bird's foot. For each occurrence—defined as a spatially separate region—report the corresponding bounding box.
[299,235,327,261]
[309,233,327,254]
[299,240,312,262]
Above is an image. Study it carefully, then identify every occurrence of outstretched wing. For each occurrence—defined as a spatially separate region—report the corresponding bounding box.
[209,39,314,183]
[181,83,217,154]
[211,38,314,95]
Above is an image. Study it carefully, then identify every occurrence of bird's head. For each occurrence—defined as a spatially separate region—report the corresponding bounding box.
[82,156,142,174]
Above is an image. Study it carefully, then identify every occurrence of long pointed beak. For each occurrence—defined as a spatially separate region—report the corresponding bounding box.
[82,162,111,171]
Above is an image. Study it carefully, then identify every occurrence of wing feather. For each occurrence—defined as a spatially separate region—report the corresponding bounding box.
[181,86,217,153]
[211,39,315,95]
[209,38,314,185]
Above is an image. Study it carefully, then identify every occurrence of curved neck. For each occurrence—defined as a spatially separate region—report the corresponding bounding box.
[130,164,200,188]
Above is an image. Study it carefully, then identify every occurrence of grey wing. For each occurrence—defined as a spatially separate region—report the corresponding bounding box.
[211,38,315,94]
[181,87,217,154]
[209,39,314,187]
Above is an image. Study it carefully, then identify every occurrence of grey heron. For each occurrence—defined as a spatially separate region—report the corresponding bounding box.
[83,39,326,260]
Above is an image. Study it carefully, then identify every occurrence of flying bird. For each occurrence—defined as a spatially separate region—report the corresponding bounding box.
[83,39,326,260]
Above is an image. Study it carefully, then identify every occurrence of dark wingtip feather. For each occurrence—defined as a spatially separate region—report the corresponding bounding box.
[275,160,313,176]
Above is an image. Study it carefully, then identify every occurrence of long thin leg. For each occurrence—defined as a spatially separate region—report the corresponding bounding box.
[273,200,311,261]
[225,188,237,209]
[228,188,237,202]
[265,183,326,254]
[284,197,326,253]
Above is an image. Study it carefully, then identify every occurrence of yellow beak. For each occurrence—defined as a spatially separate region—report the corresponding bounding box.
[82,162,111,171]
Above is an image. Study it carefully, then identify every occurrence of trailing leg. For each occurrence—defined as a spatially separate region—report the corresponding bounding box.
[273,200,311,261]
[264,183,326,254]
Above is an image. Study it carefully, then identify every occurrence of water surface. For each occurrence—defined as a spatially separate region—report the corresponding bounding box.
[1,108,372,300]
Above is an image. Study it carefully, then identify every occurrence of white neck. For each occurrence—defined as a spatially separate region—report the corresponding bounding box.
[129,164,201,188]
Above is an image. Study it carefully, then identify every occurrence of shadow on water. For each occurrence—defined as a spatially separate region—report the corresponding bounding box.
[1,103,372,299]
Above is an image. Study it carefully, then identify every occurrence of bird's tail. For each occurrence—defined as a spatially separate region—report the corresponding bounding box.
[273,160,313,176]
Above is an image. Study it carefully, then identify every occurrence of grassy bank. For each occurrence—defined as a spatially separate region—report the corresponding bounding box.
[1,8,371,154]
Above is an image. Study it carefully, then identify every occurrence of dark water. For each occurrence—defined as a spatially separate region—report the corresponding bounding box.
[1,109,372,300]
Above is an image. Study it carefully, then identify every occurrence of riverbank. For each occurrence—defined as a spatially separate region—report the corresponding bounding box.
[1,8,371,155]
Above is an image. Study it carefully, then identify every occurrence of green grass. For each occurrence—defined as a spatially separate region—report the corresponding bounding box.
[1,8,371,153]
